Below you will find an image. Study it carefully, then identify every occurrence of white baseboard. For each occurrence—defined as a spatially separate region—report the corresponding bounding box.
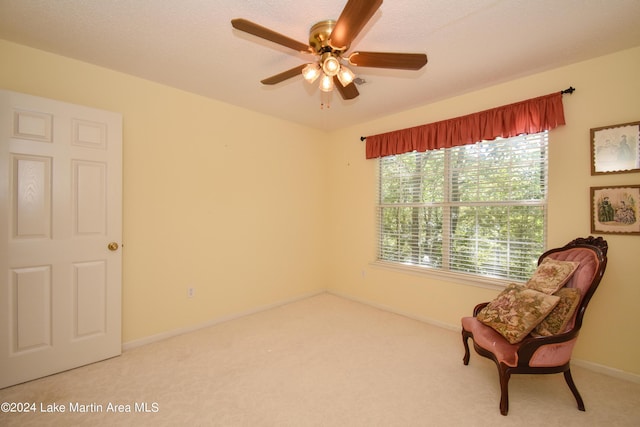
[572,358,640,384]
[328,290,640,384]
[121,290,324,351]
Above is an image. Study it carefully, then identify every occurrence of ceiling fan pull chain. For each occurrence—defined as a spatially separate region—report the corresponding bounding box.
[320,91,331,109]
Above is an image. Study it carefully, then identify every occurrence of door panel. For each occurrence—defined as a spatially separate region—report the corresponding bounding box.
[74,260,107,338]
[73,160,106,235]
[12,266,51,352]
[14,155,52,238]
[0,90,122,388]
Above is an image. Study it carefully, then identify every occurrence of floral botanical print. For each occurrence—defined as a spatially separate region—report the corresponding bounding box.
[526,258,580,294]
[478,284,560,344]
[533,287,581,336]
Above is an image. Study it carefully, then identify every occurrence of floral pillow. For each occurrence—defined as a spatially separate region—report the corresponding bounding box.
[533,287,581,336]
[526,258,580,294]
[477,283,560,344]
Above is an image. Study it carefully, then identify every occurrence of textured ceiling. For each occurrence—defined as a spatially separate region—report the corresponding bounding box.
[1,0,639,131]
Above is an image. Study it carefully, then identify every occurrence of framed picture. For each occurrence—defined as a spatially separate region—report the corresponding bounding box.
[590,121,640,175]
[591,185,640,235]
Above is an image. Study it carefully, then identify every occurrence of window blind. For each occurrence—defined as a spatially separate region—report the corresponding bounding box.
[377,132,548,282]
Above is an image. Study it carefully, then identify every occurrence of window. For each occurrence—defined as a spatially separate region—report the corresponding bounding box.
[377,132,548,282]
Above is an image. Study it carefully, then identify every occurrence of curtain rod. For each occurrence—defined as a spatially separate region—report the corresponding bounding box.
[360,86,576,141]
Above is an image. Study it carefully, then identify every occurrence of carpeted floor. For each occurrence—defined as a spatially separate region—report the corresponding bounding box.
[1,293,639,426]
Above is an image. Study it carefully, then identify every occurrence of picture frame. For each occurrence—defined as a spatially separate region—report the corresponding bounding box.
[591,185,640,235]
[590,121,640,175]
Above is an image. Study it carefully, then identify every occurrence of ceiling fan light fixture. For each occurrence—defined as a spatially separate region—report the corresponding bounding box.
[337,65,355,87]
[302,63,321,83]
[319,74,334,92]
[232,0,426,101]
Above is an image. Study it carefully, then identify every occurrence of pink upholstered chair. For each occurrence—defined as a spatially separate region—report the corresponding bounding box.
[461,236,608,415]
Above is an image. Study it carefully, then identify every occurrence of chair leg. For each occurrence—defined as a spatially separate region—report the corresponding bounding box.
[564,369,586,411]
[462,330,471,365]
[498,366,511,415]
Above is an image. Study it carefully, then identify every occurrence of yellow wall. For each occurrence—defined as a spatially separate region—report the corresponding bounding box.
[0,40,329,343]
[327,46,640,375]
[2,39,639,376]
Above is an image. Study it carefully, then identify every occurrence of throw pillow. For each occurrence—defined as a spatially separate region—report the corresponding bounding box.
[533,287,581,336]
[478,283,560,344]
[526,258,580,294]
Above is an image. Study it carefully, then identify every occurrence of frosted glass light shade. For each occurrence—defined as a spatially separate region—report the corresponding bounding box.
[322,56,341,76]
[319,74,334,92]
[302,63,321,83]
[337,66,355,86]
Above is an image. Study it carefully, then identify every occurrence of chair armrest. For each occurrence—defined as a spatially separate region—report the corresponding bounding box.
[472,302,489,316]
[515,328,580,365]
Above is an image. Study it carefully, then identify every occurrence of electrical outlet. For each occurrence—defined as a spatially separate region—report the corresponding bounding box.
[187,287,195,298]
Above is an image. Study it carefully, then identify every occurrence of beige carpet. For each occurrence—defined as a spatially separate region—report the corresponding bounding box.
[1,293,639,426]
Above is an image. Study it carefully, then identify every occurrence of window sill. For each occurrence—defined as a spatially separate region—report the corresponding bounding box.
[370,260,519,291]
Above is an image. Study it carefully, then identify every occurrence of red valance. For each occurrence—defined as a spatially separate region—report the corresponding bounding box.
[365,91,566,159]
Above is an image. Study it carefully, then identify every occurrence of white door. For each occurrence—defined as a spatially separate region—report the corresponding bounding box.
[0,90,122,388]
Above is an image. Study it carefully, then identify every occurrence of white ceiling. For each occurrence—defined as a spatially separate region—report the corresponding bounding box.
[1,0,639,131]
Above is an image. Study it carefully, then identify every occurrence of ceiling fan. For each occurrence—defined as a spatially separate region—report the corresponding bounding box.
[231,0,427,100]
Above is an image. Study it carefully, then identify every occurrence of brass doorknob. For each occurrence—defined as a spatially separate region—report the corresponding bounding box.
[108,242,119,251]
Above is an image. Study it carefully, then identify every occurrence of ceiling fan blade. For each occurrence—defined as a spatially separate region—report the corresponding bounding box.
[231,18,312,53]
[329,0,383,50]
[333,76,360,100]
[261,64,306,85]
[348,51,428,70]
